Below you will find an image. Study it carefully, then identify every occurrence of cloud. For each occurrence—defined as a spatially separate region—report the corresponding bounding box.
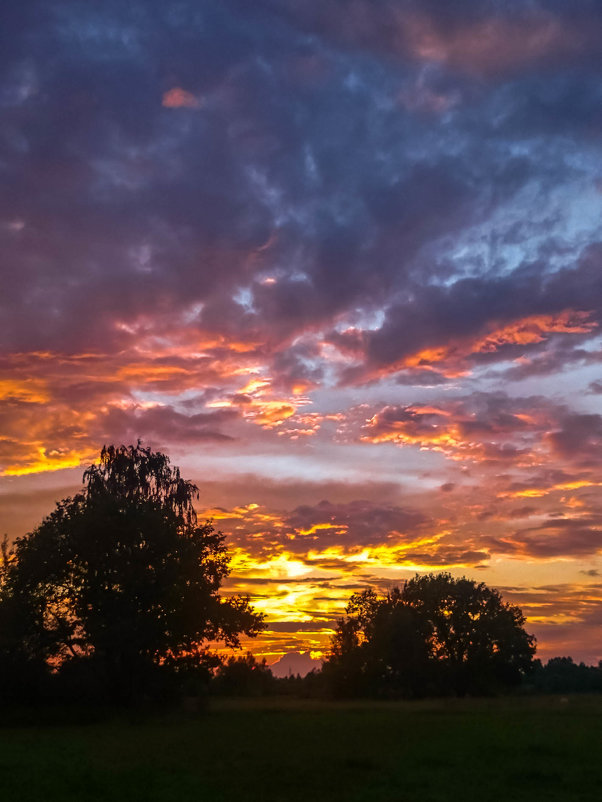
[547,413,602,461]
[2,0,600,373]
[502,582,602,663]
[261,1,602,78]
[338,265,602,385]
[285,499,428,549]
[355,392,560,466]
[162,87,201,108]
[485,517,602,559]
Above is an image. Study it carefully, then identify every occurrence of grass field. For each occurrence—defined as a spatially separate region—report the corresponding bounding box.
[0,696,601,801]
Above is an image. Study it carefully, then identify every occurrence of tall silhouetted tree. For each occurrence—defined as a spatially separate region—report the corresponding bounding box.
[324,573,536,697]
[0,444,265,705]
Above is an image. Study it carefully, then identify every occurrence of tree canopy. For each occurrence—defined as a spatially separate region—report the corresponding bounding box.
[0,443,265,704]
[324,573,536,698]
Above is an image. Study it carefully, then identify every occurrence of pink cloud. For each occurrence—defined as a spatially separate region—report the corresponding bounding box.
[162,87,201,109]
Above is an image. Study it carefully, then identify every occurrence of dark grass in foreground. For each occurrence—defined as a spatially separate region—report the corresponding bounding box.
[1,696,601,802]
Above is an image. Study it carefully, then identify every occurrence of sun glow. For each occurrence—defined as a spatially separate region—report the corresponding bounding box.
[2,446,92,476]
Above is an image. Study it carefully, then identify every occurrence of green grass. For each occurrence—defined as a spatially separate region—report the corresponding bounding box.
[1,696,601,801]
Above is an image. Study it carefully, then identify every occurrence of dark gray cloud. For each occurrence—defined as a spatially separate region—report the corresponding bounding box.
[547,413,602,466]
[2,0,601,389]
[485,516,602,559]
[285,498,428,547]
[93,404,238,445]
[340,252,602,383]
[256,0,602,77]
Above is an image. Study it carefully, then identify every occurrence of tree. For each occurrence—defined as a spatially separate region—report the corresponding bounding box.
[0,536,53,703]
[323,573,536,698]
[0,443,265,704]
[212,653,275,697]
[531,657,602,694]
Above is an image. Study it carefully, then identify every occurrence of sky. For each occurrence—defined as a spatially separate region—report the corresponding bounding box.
[2,0,602,667]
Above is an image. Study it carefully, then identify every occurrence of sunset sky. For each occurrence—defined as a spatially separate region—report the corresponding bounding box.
[2,0,602,666]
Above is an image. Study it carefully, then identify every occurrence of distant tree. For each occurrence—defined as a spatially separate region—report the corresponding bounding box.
[323,573,536,698]
[0,444,265,705]
[531,656,602,694]
[211,653,275,696]
[272,667,326,698]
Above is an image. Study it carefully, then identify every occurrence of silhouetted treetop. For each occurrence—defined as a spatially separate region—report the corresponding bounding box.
[83,442,199,524]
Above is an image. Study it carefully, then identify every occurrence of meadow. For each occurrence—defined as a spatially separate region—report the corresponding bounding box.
[0,696,600,801]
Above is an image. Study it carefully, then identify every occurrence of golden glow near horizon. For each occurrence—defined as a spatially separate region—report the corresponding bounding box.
[196,489,601,664]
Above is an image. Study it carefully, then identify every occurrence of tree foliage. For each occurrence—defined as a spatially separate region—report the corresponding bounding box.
[211,653,275,697]
[531,656,602,694]
[0,443,264,704]
[323,573,536,697]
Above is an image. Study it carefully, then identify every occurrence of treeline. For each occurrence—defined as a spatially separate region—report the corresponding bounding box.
[530,657,602,694]
[4,649,601,711]
[211,653,602,699]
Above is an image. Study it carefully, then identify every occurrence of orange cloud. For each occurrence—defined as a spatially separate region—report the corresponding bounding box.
[500,479,602,499]
[356,309,596,384]
[2,445,95,477]
[161,87,201,109]
[471,311,596,353]
[0,378,50,404]
[360,406,477,461]
[427,310,592,369]
[207,374,309,429]
[0,323,278,475]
